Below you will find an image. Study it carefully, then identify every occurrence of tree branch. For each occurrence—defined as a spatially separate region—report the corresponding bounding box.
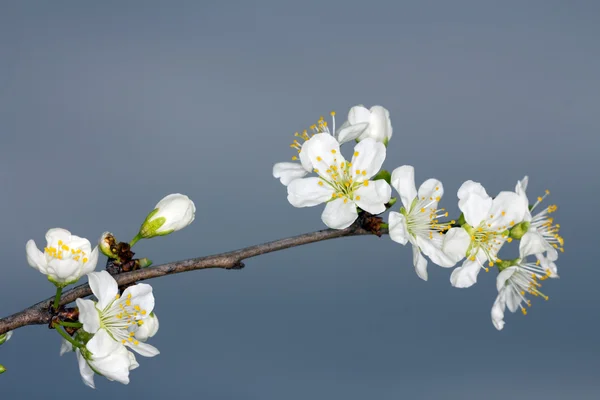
[0,219,387,335]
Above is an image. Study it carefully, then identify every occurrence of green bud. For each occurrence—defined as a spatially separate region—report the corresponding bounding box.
[137,194,196,240]
[0,364,6,374]
[372,169,391,185]
[509,221,530,240]
[99,232,119,259]
[457,213,466,226]
[0,332,12,346]
[386,197,397,207]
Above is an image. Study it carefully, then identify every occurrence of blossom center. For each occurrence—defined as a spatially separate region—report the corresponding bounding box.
[316,154,367,203]
[44,240,89,264]
[467,218,510,271]
[506,269,549,316]
[100,292,148,346]
[406,191,453,240]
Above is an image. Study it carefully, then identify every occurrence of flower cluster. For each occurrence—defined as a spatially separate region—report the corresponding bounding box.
[273,104,563,330]
[20,193,194,388]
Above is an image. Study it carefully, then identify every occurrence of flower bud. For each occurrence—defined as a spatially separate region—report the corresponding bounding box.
[336,105,392,145]
[0,364,6,374]
[509,221,530,240]
[138,194,196,239]
[98,232,119,259]
[0,331,12,345]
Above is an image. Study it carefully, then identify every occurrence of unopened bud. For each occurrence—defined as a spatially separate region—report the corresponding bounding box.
[138,194,196,239]
[0,332,12,346]
[98,232,119,259]
[0,364,6,374]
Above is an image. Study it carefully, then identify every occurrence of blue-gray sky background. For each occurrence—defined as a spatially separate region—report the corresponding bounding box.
[1,1,598,398]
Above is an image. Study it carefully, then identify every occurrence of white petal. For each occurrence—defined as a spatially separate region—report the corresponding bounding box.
[126,341,160,358]
[46,258,80,283]
[121,283,155,315]
[459,193,492,227]
[488,191,528,229]
[128,351,139,371]
[321,198,358,229]
[287,177,334,207]
[515,176,529,194]
[336,122,368,144]
[299,133,343,176]
[76,299,101,334]
[88,271,119,310]
[539,256,559,278]
[354,180,391,215]
[76,350,96,389]
[347,105,370,124]
[273,162,309,186]
[417,178,444,202]
[450,258,482,288]
[412,245,428,281]
[519,229,548,259]
[350,138,386,180]
[491,291,507,331]
[417,236,457,268]
[45,228,72,246]
[388,212,409,245]
[26,239,47,273]
[496,266,518,291]
[60,338,73,356]
[82,246,99,275]
[391,165,417,209]
[457,180,488,201]
[441,228,470,263]
[363,105,392,143]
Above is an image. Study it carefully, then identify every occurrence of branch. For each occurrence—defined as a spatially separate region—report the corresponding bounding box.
[0,218,387,335]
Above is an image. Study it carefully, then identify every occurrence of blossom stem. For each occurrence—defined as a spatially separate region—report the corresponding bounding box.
[54,325,83,349]
[55,320,83,328]
[53,287,63,311]
[129,233,143,247]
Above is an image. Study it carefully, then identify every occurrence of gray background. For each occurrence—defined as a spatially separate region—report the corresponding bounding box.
[0,1,597,398]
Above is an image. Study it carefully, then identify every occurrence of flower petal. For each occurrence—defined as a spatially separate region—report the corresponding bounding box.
[126,341,160,358]
[459,192,492,227]
[45,228,72,246]
[361,105,392,143]
[273,162,309,186]
[76,350,96,389]
[347,105,370,124]
[496,266,518,291]
[418,178,444,202]
[299,133,343,175]
[488,191,528,229]
[519,229,548,259]
[412,245,428,281]
[391,165,417,209]
[457,180,488,201]
[321,198,358,229]
[491,291,507,331]
[287,177,334,207]
[76,298,101,334]
[450,258,482,288]
[121,283,155,316]
[82,246,99,275]
[88,271,119,310]
[441,228,470,264]
[417,236,457,268]
[60,338,73,356]
[350,138,386,180]
[336,122,368,144]
[354,180,391,215]
[388,211,409,245]
[26,239,48,273]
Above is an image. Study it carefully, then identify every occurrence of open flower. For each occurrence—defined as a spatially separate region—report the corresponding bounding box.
[286,133,391,229]
[491,239,555,330]
[26,228,99,287]
[443,181,528,288]
[336,105,392,145]
[77,271,159,357]
[273,113,342,186]
[515,176,563,275]
[138,194,196,239]
[64,329,138,389]
[388,165,457,281]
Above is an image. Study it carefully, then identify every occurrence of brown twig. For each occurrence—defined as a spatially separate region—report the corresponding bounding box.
[0,218,387,335]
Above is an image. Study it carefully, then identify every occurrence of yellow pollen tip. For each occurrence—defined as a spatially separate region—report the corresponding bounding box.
[507,238,513,243]
[354,151,359,157]
[316,156,322,161]
[355,196,361,200]
[318,181,324,186]
[363,181,369,187]
[126,299,132,306]
[330,111,335,116]
[331,149,336,154]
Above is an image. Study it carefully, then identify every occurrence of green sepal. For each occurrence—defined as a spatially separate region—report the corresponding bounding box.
[0,334,9,345]
[495,259,517,272]
[457,213,466,226]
